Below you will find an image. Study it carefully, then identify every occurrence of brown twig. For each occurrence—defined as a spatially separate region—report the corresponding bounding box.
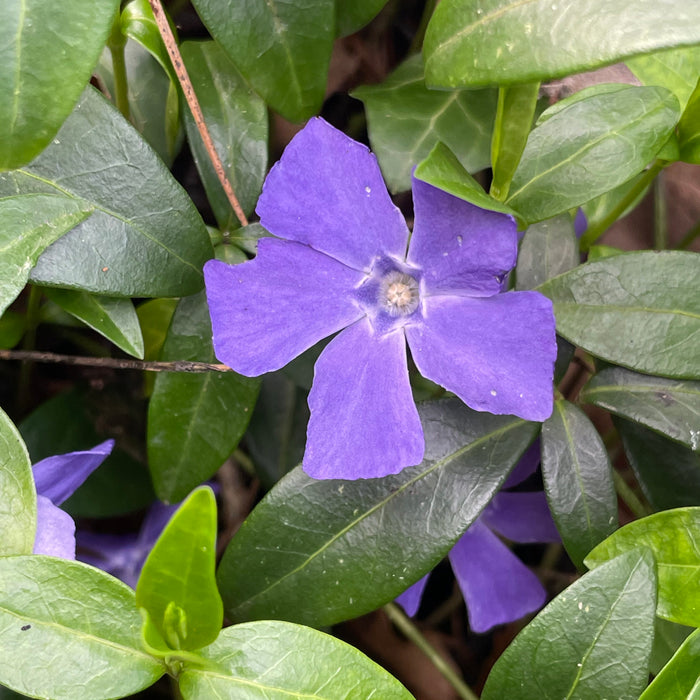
[148,0,249,228]
[0,349,231,373]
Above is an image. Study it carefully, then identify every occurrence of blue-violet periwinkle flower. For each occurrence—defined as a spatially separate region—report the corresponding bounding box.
[204,118,556,480]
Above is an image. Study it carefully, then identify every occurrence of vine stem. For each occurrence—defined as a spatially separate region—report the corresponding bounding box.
[612,470,652,519]
[148,0,249,228]
[107,12,131,121]
[383,603,480,700]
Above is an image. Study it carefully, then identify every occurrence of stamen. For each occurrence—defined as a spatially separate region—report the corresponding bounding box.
[379,271,420,316]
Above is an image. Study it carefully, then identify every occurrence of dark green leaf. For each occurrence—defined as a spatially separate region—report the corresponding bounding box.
[181,40,268,229]
[0,0,120,169]
[538,251,700,379]
[179,621,413,699]
[218,400,536,627]
[541,399,617,568]
[336,0,388,36]
[424,0,700,88]
[190,0,334,122]
[649,618,694,676]
[136,486,222,650]
[0,87,212,297]
[505,86,679,223]
[353,55,496,193]
[641,628,700,700]
[678,78,700,164]
[0,556,164,698]
[482,549,657,700]
[0,311,25,349]
[586,507,700,627]
[147,292,259,502]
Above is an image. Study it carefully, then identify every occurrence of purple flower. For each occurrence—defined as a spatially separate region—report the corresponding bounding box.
[32,440,114,559]
[205,118,556,480]
[396,442,559,632]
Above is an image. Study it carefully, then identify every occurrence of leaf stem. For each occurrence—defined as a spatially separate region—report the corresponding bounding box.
[612,470,652,519]
[675,218,700,249]
[383,602,479,700]
[653,170,667,250]
[16,285,42,413]
[107,11,131,121]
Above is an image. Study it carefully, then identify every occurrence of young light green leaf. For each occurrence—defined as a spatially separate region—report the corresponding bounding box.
[678,78,700,165]
[336,0,388,36]
[0,408,35,556]
[136,486,222,650]
[42,288,145,359]
[179,621,414,699]
[586,507,700,626]
[353,54,496,193]
[190,0,334,122]
[218,399,537,627]
[505,86,679,223]
[482,549,657,700]
[538,251,700,379]
[535,84,632,126]
[0,87,212,297]
[641,628,700,700]
[0,0,120,170]
[424,0,700,88]
[541,399,617,569]
[0,556,164,699]
[582,367,700,450]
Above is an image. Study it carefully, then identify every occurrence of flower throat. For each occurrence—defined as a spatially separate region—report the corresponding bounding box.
[379,270,420,316]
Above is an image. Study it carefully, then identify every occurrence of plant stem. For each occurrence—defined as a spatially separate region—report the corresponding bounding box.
[383,603,479,700]
[16,285,42,413]
[675,219,700,249]
[409,0,437,53]
[653,170,667,250]
[612,470,652,519]
[107,12,130,121]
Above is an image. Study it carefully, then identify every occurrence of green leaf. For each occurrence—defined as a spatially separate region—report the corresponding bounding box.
[582,367,700,450]
[42,288,145,359]
[0,311,25,349]
[336,0,388,36]
[423,0,700,88]
[482,549,657,700]
[586,507,700,627]
[0,194,92,316]
[505,86,679,223]
[218,399,536,627]
[136,486,222,650]
[515,214,579,291]
[678,78,700,164]
[0,556,164,698]
[179,620,414,699]
[649,617,694,676]
[352,54,496,193]
[535,84,632,125]
[190,0,334,122]
[0,0,120,170]
[147,292,259,502]
[538,251,700,379]
[181,40,268,229]
[0,86,212,297]
[641,628,700,700]
[541,399,616,569]
[0,408,35,556]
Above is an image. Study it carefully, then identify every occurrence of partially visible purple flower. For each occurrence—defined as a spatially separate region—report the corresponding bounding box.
[574,208,588,238]
[205,118,557,480]
[396,442,559,633]
[32,440,114,559]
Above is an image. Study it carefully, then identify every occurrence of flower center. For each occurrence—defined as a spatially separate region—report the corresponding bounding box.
[379,271,420,316]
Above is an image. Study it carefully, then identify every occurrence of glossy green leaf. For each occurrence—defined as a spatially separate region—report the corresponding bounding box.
[539,251,700,379]
[536,84,630,126]
[482,549,657,700]
[218,400,537,627]
[42,288,145,359]
[586,507,700,626]
[424,0,700,88]
[641,628,700,700]
[505,86,679,223]
[582,367,700,450]
[336,0,388,36]
[181,40,268,229]
[541,399,617,568]
[0,408,35,556]
[136,486,222,650]
[515,214,579,291]
[190,0,334,122]
[0,87,212,297]
[0,194,92,316]
[0,0,120,170]
[678,78,700,165]
[353,54,496,193]
[147,292,259,502]
[179,621,413,699]
[0,556,164,698]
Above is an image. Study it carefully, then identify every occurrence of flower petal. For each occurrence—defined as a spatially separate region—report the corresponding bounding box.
[406,293,556,421]
[33,495,76,559]
[449,520,547,633]
[482,491,560,544]
[396,574,430,617]
[256,118,409,270]
[32,439,115,506]
[408,177,517,296]
[502,439,541,490]
[304,319,424,479]
[204,239,365,375]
